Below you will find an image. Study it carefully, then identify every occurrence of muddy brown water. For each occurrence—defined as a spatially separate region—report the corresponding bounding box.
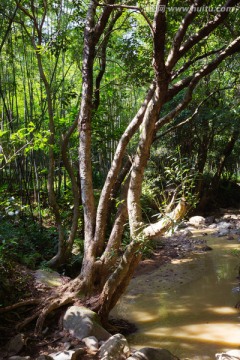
[112,237,240,359]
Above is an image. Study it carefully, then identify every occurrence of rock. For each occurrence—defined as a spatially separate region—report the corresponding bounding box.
[218,229,229,237]
[200,245,213,251]
[205,215,215,225]
[49,348,84,360]
[188,216,206,228]
[37,356,54,360]
[127,347,179,360]
[92,321,112,341]
[34,269,63,287]
[181,243,192,251]
[223,214,239,220]
[177,221,188,229]
[181,229,193,237]
[63,342,71,350]
[215,349,240,359]
[232,286,240,293]
[82,336,99,352]
[5,333,26,355]
[209,223,217,229]
[99,333,130,360]
[217,221,231,230]
[63,305,111,341]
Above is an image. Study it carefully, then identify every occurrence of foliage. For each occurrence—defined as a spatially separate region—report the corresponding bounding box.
[0,259,33,306]
[142,147,199,220]
[0,198,58,268]
[0,189,84,274]
[230,248,240,258]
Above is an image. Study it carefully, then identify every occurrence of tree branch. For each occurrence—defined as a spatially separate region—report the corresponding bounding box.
[155,86,233,141]
[143,198,187,238]
[94,10,123,110]
[166,0,205,71]
[0,1,22,52]
[171,46,225,80]
[94,0,116,44]
[153,0,168,81]
[178,0,239,60]
[94,1,154,34]
[94,81,156,254]
[156,36,240,131]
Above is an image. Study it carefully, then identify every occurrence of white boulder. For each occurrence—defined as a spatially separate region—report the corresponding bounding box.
[99,333,130,360]
[188,216,206,228]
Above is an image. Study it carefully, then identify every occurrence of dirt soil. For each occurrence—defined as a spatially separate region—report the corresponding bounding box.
[133,233,212,277]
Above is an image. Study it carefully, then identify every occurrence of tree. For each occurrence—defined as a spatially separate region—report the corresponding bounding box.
[1,0,240,332]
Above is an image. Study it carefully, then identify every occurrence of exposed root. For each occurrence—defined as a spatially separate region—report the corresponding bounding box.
[0,299,40,313]
[34,295,75,335]
[0,325,11,331]
[16,310,41,330]
[14,294,76,333]
[1,277,85,335]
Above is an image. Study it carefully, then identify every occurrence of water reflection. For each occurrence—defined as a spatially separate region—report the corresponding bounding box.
[112,238,240,359]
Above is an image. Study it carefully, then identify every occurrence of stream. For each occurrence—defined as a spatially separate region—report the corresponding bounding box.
[112,237,240,359]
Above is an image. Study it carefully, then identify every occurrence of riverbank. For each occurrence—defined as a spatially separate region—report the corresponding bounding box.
[1,210,240,359]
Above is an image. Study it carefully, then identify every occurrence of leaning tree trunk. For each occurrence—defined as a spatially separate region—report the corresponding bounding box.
[96,198,187,320]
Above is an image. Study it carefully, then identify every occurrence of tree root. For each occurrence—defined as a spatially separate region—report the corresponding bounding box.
[0,299,40,313]
[0,293,77,334]
[34,295,75,335]
[1,277,85,335]
[17,310,41,330]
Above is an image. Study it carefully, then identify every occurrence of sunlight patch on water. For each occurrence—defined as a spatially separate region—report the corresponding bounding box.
[127,321,240,359]
[207,306,237,315]
[150,323,240,344]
